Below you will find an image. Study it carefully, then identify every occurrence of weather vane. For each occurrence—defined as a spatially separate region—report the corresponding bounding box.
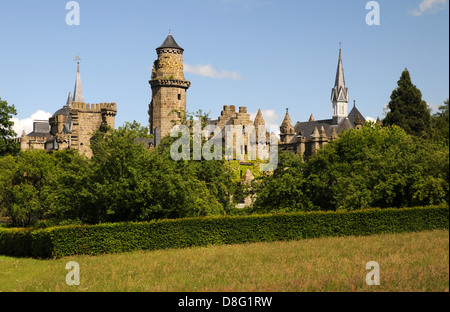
[74,53,81,64]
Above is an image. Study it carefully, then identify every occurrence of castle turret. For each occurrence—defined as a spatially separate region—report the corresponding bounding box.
[280,108,295,144]
[254,109,265,128]
[149,32,191,141]
[331,49,349,125]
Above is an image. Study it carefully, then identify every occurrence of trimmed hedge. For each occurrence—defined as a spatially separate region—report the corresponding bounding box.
[0,206,448,259]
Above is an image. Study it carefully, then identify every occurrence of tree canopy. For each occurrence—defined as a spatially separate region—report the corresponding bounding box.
[253,124,449,212]
[0,97,20,156]
[383,69,431,137]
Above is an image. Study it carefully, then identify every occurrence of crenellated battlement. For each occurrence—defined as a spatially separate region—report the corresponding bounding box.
[71,102,117,111]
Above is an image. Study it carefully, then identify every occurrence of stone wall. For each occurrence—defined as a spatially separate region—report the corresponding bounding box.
[70,102,117,158]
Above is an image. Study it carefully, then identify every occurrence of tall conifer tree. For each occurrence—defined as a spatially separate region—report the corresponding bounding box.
[383,69,431,137]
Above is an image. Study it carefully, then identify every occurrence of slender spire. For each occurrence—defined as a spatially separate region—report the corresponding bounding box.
[331,48,349,103]
[73,62,84,103]
[309,114,315,122]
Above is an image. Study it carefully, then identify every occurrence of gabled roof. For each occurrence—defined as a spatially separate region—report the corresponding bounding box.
[294,119,336,141]
[348,103,366,126]
[338,117,353,133]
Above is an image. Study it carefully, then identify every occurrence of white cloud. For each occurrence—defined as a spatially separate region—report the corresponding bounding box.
[366,116,376,123]
[427,101,441,112]
[409,0,448,16]
[184,64,243,80]
[10,110,52,137]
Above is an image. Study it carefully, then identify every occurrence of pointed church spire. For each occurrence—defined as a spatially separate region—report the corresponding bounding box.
[331,48,349,102]
[73,62,84,103]
[335,49,345,91]
[331,47,349,125]
[309,114,315,122]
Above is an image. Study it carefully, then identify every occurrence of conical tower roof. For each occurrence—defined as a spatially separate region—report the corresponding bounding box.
[157,32,184,51]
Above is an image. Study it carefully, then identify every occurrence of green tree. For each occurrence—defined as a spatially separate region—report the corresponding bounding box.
[0,151,56,227]
[0,97,20,156]
[88,122,225,224]
[252,152,315,213]
[253,124,448,213]
[383,69,431,137]
[305,124,448,210]
[431,98,449,145]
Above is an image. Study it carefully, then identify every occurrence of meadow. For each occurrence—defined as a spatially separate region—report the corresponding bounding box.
[0,229,448,292]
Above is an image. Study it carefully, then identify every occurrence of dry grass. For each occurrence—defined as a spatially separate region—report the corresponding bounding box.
[0,230,448,292]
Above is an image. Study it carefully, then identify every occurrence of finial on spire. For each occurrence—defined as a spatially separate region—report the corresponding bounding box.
[354,100,356,108]
[169,29,172,35]
[74,53,81,65]
[339,42,342,50]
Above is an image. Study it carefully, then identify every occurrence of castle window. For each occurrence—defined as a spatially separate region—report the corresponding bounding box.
[178,94,181,101]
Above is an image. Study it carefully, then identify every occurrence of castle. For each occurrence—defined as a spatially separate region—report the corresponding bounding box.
[17,33,381,161]
[148,33,379,160]
[16,62,117,158]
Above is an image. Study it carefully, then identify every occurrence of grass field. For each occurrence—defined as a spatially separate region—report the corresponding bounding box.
[0,230,448,292]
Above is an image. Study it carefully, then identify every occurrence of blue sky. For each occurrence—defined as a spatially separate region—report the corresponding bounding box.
[1,0,448,134]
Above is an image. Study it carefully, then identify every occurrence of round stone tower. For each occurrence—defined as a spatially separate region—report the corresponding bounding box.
[149,32,191,141]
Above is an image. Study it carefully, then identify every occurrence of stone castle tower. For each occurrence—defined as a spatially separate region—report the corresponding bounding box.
[18,62,117,158]
[149,32,191,141]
